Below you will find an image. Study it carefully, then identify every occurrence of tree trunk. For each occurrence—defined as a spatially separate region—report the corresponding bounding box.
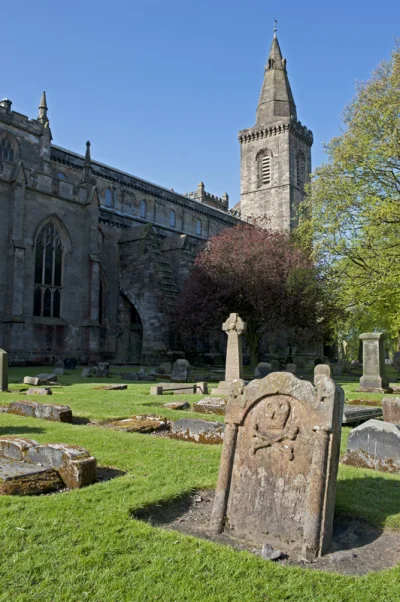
[245,322,262,371]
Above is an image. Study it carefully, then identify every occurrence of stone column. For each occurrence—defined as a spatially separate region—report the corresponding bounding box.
[0,349,9,392]
[359,332,390,392]
[211,313,246,396]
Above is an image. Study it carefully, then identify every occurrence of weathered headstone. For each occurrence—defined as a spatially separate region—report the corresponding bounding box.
[0,349,8,392]
[359,333,390,392]
[53,367,64,376]
[81,367,93,377]
[193,397,227,415]
[211,313,246,396]
[160,362,172,374]
[210,369,344,560]
[393,352,400,373]
[254,363,271,379]
[171,359,190,383]
[54,360,64,370]
[270,359,280,372]
[285,363,297,374]
[382,397,400,424]
[26,387,52,396]
[96,362,109,377]
[332,365,342,377]
[342,419,400,473]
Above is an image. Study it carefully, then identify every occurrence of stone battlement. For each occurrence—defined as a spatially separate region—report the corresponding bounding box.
[185,182,229,211]
[238,118,313,146]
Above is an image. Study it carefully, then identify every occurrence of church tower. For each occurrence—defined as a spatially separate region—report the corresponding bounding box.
[239,27,313,230]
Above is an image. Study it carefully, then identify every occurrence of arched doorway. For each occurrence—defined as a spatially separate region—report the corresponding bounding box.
[117,293,143,363]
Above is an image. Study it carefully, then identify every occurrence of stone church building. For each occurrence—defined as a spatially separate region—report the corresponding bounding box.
[0,31,312,364]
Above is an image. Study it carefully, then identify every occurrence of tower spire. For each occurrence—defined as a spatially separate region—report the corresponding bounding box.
[38,91,48,124]
[256,31,297,126]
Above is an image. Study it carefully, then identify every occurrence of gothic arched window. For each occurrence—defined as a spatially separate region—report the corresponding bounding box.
[296,151,305,188]
[0,137,15,162]
[256,150,272,187]
[140,199,147,219]
[169,210,176,228]
[33,223,63,318]
[104,188,113,207]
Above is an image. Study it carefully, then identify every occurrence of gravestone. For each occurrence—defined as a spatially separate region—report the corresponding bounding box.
[254,363,271,379]
[211,313,246,397]
[343,419,400,473]
[171,359,190,383]
[160,362,172,374]
[285,363,297,374]
[382,397,400,424]
[0,349,8,392]
[210,369,344,560]
[393,352,400,373]
[270,359,280,372]
[359,333,390,392]
[96,362,109,377]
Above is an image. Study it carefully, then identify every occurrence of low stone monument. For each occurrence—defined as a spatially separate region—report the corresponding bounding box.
[393,352,400,372]
[359,333,390,392]
[0,349,8,392]
[211,313,246,397]
[254,363,271,379]
[343,420,400,473]
[96,362,109,377]
[210,367,344,560]
[382,397,400,424]
[171,359,190,383]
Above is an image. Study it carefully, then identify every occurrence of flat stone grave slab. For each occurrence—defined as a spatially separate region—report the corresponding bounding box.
[25,387,52,396]
[163,401,190,410]
[94,384,128,391]
[104,415,169,433]
[343,404,382,425]
[0,457,63,495]
[7,400,73,422]
[170,418,225,444]
[193,397,227,415]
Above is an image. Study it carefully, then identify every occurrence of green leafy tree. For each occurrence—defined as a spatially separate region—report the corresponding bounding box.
[298,43,400,348]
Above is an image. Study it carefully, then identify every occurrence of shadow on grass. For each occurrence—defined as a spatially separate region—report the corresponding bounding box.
[132,490,195,525]
[71,416,91,425]
[337,474,400,529]
[0,425,45,435]
[97,466,127,482]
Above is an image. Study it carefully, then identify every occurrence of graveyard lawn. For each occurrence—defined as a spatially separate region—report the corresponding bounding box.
[0,371,399,600]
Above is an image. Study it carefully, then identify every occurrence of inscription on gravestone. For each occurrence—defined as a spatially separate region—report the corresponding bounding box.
[210,368,344,560]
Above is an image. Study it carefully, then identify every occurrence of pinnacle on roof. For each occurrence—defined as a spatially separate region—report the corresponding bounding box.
[38,91,49,124]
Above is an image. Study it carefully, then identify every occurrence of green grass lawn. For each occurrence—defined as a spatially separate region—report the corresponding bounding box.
[0,367,400,601]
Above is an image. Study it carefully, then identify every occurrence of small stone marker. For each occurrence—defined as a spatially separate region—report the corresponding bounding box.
[211,313,246,396]
[81,367,93,377]
[23,376,45,386]
[285,363,297,374]
[193,397,227,415]
[54,360,64,369]
[254,363,271,379]
[210,368,344,560]
[393,352,400,372]
[270,359,280,372]
[170,418,225,444]
[53,367,64,376]
[96,362,109,377]
[163,401,190,410]
[382,397,400,424]
[171,359,191,383]
[342,419,400,473]
[160,362,172,374]
[26,387,52,396]
[8,401,72,422]
[359,333,390,392]
[0,349,8,392]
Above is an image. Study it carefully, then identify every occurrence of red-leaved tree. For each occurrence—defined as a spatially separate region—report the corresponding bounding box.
[173,224,334,367]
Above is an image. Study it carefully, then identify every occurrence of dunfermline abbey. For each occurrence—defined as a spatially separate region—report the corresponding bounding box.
[0,31,312,364]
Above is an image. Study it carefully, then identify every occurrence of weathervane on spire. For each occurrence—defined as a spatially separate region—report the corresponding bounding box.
[274,18,278,37]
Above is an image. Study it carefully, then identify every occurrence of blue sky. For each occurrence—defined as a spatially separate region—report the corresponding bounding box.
[2,0,399,205]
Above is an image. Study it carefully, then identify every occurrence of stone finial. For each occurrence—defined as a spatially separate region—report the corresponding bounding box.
[38,91,49,124]
[82,141,92,182]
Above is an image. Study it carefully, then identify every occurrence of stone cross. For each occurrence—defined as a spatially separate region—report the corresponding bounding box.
[0,349,8,392]
[359,333,390,392]
[222,313,246,381]
[211,314,246,397]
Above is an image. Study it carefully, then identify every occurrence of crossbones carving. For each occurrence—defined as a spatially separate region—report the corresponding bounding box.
[250,396,299,460]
